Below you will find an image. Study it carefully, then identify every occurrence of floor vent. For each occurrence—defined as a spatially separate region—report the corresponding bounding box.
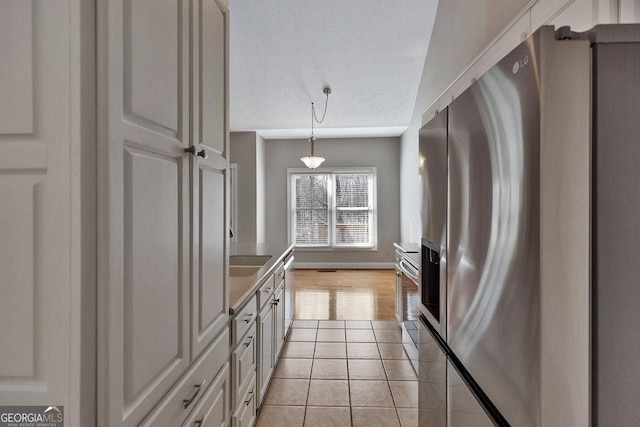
[316,269,337,273]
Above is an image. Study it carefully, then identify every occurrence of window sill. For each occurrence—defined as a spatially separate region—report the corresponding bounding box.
[293,245,378,252]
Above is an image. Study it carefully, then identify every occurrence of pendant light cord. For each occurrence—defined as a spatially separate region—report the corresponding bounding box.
[310,91,330,138]
[308,88,330,159]
[312,90,330,124]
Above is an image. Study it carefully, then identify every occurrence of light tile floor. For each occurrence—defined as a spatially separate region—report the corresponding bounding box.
[256,320,418,427]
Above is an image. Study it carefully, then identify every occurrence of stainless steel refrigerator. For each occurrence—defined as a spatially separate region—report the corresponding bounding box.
[418,24,640,426]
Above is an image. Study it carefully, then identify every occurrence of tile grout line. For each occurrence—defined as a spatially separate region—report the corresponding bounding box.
[380,327,404,425]
[346,332,354,427]
[301,323,318,426]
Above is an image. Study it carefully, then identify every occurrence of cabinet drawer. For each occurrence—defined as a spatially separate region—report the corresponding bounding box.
[182,363,230,427]
[232,323,257,406]
[257,274,275,310]
[274,262,285,285]
[232,294,257,346]
[140,329,229,426]
[232,374,257,427]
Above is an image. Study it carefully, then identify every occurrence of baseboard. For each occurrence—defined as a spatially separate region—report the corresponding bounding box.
[294,262,395,270]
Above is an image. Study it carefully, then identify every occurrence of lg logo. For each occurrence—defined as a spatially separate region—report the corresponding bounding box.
[512,55,529,74]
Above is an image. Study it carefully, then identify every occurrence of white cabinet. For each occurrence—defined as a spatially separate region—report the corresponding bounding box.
[139,330,229,427]
[232,374,257,427]
[257,294,275,404]
[0,3,95,423]
[232,323,257,405]
[99,0,229,424]
[181,363,230,427]
[230,253,291,425]
[256,262,288,406]
[0,0,229,424]
[100,0,191,422]
[190,0,229,360]
[274,282,286,359]
[230,295,258,427]
[191,156,228,359]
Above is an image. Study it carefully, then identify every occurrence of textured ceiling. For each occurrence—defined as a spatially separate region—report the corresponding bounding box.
[229,0,438,139]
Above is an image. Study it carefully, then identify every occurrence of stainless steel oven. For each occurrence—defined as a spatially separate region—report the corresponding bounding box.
[395,246,420,371]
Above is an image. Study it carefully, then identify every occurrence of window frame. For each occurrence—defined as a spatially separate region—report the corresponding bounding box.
[287,167,378,250]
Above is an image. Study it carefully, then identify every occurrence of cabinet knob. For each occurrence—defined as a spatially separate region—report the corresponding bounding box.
[183,379,205,409]
[184,146,208,159]
[245,391,254,405]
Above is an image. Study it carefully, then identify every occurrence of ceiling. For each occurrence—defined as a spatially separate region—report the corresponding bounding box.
[229,1,439,139]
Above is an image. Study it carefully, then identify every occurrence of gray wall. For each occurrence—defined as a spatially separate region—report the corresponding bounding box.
[255,134,266,242]
[230,131,267,242]
[399,126,421,244]
[265,137,400,265]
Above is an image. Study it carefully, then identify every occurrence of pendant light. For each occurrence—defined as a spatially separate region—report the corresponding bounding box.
[301,87,331,169]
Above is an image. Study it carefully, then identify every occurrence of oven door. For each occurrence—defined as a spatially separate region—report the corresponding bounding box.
[399,259,420,373]
[284,252,295,334]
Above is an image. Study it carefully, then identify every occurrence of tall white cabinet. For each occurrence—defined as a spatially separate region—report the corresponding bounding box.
[0,0,229,425]
[0,0,97,425]
[99,0,230,425]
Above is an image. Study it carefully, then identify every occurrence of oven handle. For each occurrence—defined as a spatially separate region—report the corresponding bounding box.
[400,259,419,284]
[284,254,294,271]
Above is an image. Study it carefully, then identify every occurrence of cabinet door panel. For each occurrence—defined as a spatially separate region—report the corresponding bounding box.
[0,176,41,378]
[274,285,285,359]
[258,301,274,404]
[125,0,181,134]
[232,325,256,406]
[193,0,227,154]
[0,0,76,408]
[191,159,228,358]
[101,0,190,424]
[122,146,188,404]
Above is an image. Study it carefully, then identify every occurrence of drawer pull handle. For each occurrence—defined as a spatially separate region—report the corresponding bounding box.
[243,314,254,323]
[263,287,272,292]
[245,391,254,405]
[194,416,205,426]
[244,335,255,346]
[279,271,284,277]
[183,379,205,409]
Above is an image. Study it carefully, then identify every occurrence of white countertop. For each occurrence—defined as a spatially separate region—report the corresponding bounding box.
[229,242,294,314]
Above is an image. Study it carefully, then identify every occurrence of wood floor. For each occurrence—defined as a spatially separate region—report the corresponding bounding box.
[291,269,396,321]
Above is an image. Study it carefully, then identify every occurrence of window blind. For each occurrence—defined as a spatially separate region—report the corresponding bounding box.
[290,170,375,248]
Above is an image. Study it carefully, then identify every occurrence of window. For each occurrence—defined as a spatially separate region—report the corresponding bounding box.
[288,168,377,248]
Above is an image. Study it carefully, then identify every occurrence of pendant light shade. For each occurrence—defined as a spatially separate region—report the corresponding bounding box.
[300,155,325,169]
[302,87,331,169]
[300,136,325,169]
